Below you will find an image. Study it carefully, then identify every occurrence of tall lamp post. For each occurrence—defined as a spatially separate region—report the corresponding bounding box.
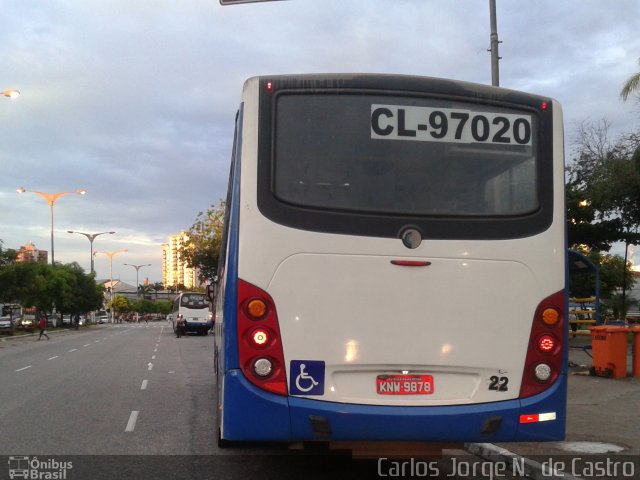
[68,230,116,274]
[124,263,152,298]
[17,187,86,265]
[96,249,128,322]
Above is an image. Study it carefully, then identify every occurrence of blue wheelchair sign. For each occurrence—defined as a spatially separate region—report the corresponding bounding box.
[290,360,325,395]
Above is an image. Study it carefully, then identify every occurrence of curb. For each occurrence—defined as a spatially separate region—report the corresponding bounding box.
[465,443,583,480]
[0,326,96,342]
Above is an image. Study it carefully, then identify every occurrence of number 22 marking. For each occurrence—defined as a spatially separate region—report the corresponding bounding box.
[489,375,509,391]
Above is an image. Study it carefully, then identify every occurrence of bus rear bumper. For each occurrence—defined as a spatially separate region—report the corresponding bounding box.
[221,370,566,443]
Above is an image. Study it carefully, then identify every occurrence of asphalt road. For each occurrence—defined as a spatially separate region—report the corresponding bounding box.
[0,323,217,455]
[0,324,492,480]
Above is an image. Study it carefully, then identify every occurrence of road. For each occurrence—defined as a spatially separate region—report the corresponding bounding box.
[0,323,215,455]
[0,324,493,480]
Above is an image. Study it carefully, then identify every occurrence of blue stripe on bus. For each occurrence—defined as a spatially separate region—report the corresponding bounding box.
[221,369,566,442]
[223,369,292,441]
[222,103,244,372]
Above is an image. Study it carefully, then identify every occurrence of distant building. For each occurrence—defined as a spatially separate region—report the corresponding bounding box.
[162,232,200,290]
[16,242,48,263]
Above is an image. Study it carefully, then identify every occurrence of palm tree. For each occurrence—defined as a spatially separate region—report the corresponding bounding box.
[151,282,164,300]
[620,57,640,101]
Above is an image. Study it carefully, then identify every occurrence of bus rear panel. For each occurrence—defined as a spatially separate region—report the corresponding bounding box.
[215,74,566,444]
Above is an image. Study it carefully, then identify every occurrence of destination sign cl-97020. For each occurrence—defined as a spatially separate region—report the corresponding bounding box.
[371,104,532,146]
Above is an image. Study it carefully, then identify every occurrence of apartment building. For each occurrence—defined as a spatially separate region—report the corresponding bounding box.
[161,232,199,290]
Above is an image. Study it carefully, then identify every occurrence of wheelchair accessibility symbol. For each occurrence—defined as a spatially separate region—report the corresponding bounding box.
[290,360,324,395]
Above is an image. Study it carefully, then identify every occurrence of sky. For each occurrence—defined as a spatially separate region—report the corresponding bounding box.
[1,0,640,286]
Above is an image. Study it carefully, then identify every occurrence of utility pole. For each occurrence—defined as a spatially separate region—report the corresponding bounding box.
[488,0,501,86]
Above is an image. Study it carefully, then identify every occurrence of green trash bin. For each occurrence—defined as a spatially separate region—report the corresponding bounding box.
[589,326,629,379]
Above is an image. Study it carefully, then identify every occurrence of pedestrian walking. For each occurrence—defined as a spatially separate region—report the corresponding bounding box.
[38,313,50,340]
[176,314,186,338]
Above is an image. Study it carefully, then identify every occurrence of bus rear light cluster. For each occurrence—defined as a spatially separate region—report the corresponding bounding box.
[519,290,565,398]
[237,279,287,395]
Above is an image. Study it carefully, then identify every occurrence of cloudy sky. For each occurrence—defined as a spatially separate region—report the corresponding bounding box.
[1,0,639,285]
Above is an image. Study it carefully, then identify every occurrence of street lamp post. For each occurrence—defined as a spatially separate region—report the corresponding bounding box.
[17,187,86,265]
[68,230,116,274]
[96,249,128,323]
[124,263,152,298]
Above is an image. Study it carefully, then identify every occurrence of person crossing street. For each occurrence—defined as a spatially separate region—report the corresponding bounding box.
[37,313,50,340]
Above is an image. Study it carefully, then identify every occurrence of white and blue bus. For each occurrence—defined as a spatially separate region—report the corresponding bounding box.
[170,292,213,335]
[214,74,566,445]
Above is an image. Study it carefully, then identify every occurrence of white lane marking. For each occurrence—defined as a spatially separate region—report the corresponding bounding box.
[68,348,78,353]
[148,363,153,371]
[153,349,158,353]
[15,365,32,372]
[125,411,139,432]
[83,344,91,347]
[95,340,100,343]
[141,379,148,390]
[48,356,59,361]
[151,355,156,360]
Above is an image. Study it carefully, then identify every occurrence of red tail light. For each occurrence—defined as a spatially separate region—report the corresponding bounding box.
[237,279,287,395]
[519,290,565,398]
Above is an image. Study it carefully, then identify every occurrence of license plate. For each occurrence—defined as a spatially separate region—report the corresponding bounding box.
[376,374,434,395]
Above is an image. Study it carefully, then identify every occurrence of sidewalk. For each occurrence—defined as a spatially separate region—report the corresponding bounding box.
[469,341,640,479]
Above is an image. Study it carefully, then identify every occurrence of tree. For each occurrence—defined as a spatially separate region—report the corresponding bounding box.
[137,284,153,299]
[110,296,131,316]
[0,261,103,316]
[620,57,640,102]
[0,240,17,267]
[1,245,103,321]
[566,185,622,251]
[566,120,640,251]
[54,263,104,315]
[180,200,225,282]
[151,282,164,300]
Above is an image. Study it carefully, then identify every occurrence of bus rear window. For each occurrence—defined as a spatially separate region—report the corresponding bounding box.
[273,93,538,217]
[180,294,208,309]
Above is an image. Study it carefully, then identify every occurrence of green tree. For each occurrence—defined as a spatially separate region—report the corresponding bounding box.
[566,185,622,251]
[151,282,164,300]
[0,261,103,317]
[567,120,640,250]
[137,284,153,299]
[0,240,17,267]
[180,200,225,282]
[0,262,54,311]
[569,249,636,319]
[110,296,131,316]
[620,57,640,102]
[54,263,104,315]
[154,300,172,315]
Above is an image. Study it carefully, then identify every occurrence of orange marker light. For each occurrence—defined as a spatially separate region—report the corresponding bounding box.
[247,299,267,319]
[541,308,559,326]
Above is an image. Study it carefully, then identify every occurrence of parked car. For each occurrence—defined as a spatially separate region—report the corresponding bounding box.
[19,317,36,332]
[0,316,14,336]
[95,310,108,324]
[1,303,22,335]
[63,314,87,326]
